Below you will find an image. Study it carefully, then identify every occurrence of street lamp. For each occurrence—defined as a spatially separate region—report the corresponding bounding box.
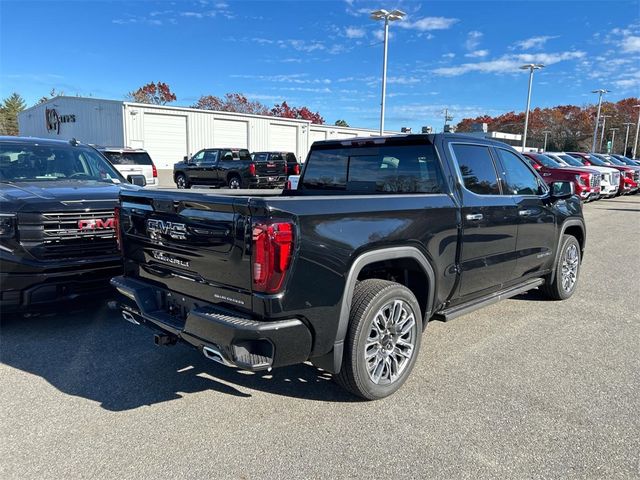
[633,105,640,159]
[520,64,544,150]
[609,128,619,154]
[371,8,406,135]
[591,89,609,152]
[542,130,552,151]
[622,122,635,156]
[598,115,611,152]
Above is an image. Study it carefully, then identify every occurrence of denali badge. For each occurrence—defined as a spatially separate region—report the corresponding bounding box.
[151,250,190,268]
[78,218,115,230]
[146,219,187,241]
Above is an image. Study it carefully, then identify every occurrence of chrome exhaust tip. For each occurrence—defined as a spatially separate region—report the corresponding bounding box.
[202,345,234,367]
[122,310,140,325]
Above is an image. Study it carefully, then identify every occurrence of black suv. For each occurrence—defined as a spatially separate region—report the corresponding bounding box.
[252,151,301,176]
[0,137,140,314]
[173,148,287,189]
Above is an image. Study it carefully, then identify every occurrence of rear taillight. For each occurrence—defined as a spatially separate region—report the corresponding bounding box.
[286,180,292,189]
[249,163,256,176]
[252,221,294,293]
[293,163,300,175]
[152,164,158,178]
[114,206,121,251]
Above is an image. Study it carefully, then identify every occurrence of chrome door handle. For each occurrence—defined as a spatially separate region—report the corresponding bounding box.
[519,209,534,216]
[465,213,483,221]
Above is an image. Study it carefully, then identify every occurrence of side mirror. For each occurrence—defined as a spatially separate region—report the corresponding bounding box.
[550,181,574,199]
[127,174,147,187]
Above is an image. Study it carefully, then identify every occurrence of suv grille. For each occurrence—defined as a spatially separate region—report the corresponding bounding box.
[590,174,600,188]
[19,210,118,260]
[612,171,620,184]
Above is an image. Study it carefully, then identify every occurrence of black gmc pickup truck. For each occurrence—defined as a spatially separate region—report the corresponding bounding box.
[112,134,586,399]
[0,137,140,314]
[173,148,287,189]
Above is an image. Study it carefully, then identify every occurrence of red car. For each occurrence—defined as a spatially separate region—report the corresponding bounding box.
[567,152,638,195]
[523,152,601,201]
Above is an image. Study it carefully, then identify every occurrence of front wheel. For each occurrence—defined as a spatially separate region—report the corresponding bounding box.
[335,279,422,400]
[541,235,581,300]
[175,174,190,189]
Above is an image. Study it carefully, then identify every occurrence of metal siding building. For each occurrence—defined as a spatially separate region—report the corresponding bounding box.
[19,96,395,171]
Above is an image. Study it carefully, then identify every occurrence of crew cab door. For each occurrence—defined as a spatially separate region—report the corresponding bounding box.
[186,150,206,183]
[199,150,220,184]
[448,142,519,300]
[494,148,557,279]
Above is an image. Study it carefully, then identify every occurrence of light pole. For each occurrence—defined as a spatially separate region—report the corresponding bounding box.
[622,122,635,156]
[609,128,619,154]
[520,64,544,150]
[542,130,551,151]
[598,115,611,152]
[371,8,406,135]
[633,105,640,159]
[591,89,609,152]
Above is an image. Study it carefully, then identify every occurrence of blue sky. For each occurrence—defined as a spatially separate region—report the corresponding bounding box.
[1,0,639,130]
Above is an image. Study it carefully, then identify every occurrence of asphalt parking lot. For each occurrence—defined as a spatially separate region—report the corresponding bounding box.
[1,195,639,479]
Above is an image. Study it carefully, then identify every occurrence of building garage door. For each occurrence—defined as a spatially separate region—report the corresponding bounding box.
[310,129,326,145]
[335,131,357,139]
[269,124,298,153]
[214,119,248,148]
[143,114,187,169]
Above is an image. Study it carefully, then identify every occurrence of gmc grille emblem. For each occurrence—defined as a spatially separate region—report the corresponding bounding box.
[78,218,115,230]
[146,219,187,241]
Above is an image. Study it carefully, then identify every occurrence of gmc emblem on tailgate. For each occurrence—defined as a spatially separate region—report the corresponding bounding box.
[78,218,115,230]
[146,219,187,241]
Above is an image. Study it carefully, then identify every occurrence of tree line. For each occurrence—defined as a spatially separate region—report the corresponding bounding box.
[455,97,640,155]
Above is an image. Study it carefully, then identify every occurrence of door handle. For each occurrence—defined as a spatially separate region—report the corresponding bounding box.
[465,213,483,221]
[519,209,534,216]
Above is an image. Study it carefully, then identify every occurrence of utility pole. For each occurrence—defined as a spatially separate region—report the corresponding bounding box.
[622,122,635,156]
[609,128,619,154]
[443,108,454,132]
[590,89,609,152]
[633,105,640,159]
[598,115,611,152]
[542,130,551,151]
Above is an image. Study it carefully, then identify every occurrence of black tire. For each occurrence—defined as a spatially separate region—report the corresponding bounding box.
[228,175,242,189]
[541,234,581,300]
[335,279,422,400]
[175,173,190,189]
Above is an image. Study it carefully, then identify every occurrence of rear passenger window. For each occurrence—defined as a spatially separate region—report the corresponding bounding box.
[496,149,541,195]
[452,144,500,195]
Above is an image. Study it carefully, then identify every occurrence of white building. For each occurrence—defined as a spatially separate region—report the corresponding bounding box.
[18,96,395,172]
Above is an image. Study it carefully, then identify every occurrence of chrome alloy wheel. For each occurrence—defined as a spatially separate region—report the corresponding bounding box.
[176,176,186,188]
[228,177,241,189]
[561,244,579,292]
[364,299,417,385]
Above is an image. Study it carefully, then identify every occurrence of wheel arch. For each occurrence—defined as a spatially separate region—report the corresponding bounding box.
[550,219,586,283]
[315,246,436,374]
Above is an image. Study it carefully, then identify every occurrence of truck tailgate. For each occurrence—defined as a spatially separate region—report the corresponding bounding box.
[119,190,254,311]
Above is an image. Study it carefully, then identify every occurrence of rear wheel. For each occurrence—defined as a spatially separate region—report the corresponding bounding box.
[228,175,242,189]
[541,234,581,300]
[175,174,190,189]
[335,279,422,400]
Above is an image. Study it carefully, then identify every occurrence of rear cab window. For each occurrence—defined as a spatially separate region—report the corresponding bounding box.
[300,141,444,194]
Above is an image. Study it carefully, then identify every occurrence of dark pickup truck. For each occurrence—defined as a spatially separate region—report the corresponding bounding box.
[173,148,287,189]
[0,136,141,314]
[112,134,586,399]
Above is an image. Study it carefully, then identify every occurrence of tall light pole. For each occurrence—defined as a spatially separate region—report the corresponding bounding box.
[609,128,619,154]
[622,122,634,156]
[520,64,544,150]
[633,105,640,159]
[591,89,609,152]
[371,8,406,135]
[598,115,611,152]
[542,130,551,151]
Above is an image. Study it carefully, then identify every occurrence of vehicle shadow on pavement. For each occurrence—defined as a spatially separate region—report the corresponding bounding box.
[0,305,357,411]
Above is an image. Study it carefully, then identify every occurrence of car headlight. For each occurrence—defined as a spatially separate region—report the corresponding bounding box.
[0,213,16,239]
